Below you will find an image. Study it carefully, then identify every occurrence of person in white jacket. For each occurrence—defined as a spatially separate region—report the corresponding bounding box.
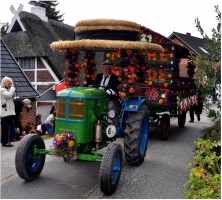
[0,77,16,147]
[45,111,56,135]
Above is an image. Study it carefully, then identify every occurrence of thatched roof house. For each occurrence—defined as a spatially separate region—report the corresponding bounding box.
[2,10,74,82]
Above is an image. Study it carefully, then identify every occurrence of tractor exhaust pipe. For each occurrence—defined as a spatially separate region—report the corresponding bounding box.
[94,111,102,148]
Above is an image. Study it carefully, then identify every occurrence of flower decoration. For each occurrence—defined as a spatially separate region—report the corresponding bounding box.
[81,51,97,86]
[51,133,77,163]
[63,48,81,87]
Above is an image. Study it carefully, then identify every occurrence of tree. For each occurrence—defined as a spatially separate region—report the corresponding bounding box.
[39,1,64,22]
[0,22,9,36]
[189,5,221,105]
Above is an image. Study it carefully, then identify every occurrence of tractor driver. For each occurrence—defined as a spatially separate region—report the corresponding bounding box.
[93,60,120,127]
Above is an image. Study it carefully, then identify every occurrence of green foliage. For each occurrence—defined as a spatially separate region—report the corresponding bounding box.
[183,138,221,199]
[39,1,64,22]
[202,118,221,141]
[189,5,221,103]
[184,6,221,198]
[0,22,9,36]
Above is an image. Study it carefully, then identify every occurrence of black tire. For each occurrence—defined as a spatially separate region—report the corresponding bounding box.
[159,114,170,141]
[124,104,149,166]
[15,134,46,181]
[178,111,186,128]
[99,143,122,195]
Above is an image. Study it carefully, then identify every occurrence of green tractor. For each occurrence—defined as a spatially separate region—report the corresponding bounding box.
[15,18,172,195]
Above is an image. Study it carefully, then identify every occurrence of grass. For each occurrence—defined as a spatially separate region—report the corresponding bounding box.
[40,134,54,140]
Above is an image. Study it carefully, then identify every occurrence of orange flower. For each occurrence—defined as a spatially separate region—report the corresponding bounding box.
[168,74,172,78]
[86,74,90,78]
[159,99,164,104]
[106,53,110,57]
[68,78,72,81]
[118,77,122,82]
[63,72,67,76]
[127,75,132,79]
[170,53,174,58]
[83,81,87,85]
[119,91,126,98]
[129,87,134,93]
[128,79,133,83]
[115,71,120,76]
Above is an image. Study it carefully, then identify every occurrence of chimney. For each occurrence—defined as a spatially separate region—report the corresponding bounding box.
[31,6,48,22]
[186,32,191,36]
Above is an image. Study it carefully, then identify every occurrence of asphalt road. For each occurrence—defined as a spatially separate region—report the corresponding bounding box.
[1,105,217,199]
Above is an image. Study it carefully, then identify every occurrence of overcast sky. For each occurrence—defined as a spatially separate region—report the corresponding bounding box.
[0,0,221,38]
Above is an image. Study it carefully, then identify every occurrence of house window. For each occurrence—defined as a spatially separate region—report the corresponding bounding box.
[19,57,35,69]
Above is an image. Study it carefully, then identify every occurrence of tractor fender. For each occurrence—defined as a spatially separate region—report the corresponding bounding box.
[123,96,148,112]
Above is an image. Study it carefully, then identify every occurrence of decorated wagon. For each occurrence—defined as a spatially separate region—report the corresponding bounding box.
[15,19,197,195]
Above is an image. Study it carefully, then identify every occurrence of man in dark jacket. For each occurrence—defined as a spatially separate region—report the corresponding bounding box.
[14,98,32,139]
[93,60,120,126]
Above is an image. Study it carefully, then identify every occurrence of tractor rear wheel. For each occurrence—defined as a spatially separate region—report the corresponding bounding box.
[124,104,149,166]
[99,143,122,195]
[15,134,46,181]
[159,114,170,141]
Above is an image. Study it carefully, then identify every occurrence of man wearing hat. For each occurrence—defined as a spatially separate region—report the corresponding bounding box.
[93,60,120,127]
[14,98,32,140]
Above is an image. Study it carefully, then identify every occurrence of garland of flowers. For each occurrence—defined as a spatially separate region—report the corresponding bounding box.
[81,51,97,86]
[110,49,137,98]
[63,48,81,88]
[51,133,77,163]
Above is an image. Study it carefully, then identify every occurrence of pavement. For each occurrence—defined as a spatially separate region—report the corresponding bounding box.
[0,103,220,199]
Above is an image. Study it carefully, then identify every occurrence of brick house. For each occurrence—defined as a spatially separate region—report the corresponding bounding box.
[1,39,39,129]
[168,32,219,80]
[1,4,74,122]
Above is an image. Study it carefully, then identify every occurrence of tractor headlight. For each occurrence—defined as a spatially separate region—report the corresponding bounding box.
[108,110,115,119]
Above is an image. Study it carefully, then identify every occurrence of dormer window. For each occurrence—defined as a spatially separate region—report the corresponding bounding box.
[18,57,35,69]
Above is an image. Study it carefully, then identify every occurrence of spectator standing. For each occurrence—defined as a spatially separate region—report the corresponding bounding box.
[14,98,32,140]
[189,90,202,122]
[0,76,16,147]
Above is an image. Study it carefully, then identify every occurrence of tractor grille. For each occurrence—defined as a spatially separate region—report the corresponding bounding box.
[70,100,84,119]
[56,99,84,119]
[56,99,66,118]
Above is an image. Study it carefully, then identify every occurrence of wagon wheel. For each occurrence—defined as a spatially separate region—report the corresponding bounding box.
[99,143,122,195]
[159,114,170,141]
[124,104,149,166]
[15,134,46,181]
[178,111,186,128]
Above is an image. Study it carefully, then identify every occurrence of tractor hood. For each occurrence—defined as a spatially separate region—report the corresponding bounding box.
[57,87,107,100]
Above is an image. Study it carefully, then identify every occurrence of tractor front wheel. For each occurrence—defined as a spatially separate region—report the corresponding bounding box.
[124,104,149,166]
[15,134,46,181]
[99,143,122,195]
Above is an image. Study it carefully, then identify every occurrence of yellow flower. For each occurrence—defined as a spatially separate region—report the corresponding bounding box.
[68,140,75,147]
[193,168,204,178]
[57,136,62,142]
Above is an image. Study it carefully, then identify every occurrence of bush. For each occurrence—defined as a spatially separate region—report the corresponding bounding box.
[183,138,221,199]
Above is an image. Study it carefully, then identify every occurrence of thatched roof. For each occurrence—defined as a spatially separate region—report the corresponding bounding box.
[2,11,74,80]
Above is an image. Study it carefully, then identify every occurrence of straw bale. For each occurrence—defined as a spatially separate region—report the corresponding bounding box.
[50,39,164,53]
[75,19,140,32]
